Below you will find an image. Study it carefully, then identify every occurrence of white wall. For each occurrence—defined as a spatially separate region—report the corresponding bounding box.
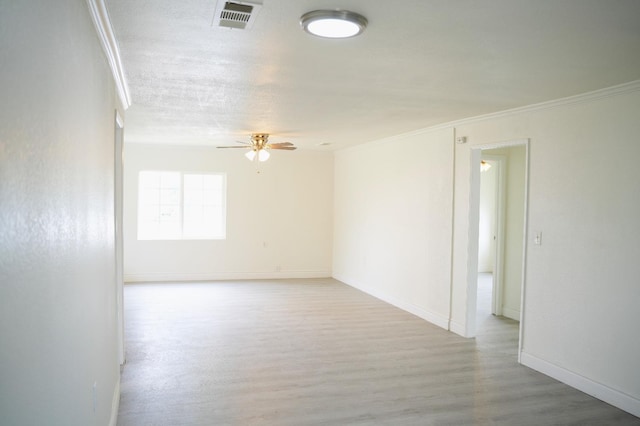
[0,1,121,425]
[333,128,454,329]
[450,88,640,415]
[333,85,640,416]
[123,144,333,281]
[477,161,497,273]
[499,146,525,320]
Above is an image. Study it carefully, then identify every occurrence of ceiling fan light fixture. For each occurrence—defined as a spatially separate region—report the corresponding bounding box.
[300,10,367,39]
[258,149,270,162]
[219,133,295,161]
[245,148,271,162]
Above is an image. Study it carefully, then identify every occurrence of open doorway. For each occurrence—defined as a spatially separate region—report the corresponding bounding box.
[468,139,528,359]
[476,154,505,324]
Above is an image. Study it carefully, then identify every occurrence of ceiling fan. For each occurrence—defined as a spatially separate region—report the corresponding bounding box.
[217,133,297,162]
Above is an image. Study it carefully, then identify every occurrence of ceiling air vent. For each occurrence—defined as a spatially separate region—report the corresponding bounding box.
[213,0,262,30]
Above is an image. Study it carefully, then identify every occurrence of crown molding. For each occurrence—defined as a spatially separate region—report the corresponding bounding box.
[449,79,640,128]
[338,80,640,155]
[86,0,131,110]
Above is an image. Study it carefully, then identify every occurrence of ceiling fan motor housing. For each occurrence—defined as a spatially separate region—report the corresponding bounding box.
[251,133,269,149]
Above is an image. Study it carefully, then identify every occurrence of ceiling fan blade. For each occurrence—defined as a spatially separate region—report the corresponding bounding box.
[267,142,294,148]
[270,146,297,150]
[217,146,250,149]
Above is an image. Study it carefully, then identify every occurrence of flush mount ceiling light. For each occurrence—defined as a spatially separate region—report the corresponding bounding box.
[300,10,367,39]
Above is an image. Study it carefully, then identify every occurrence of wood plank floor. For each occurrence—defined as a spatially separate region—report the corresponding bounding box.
[117,278,639,425]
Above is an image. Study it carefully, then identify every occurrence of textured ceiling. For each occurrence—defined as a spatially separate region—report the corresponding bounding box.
[106,0,640,149]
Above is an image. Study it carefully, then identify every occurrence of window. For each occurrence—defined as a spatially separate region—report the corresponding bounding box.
[138,171,226,240]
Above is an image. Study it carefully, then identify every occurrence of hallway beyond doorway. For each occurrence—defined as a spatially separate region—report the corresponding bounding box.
[476,272,520,358]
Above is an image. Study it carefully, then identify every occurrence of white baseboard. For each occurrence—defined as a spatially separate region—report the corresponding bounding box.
[334,275,449,330]
[109,376,120,426]
[520,351,640,418]
[124,270,332,283]
[501,306,520,321]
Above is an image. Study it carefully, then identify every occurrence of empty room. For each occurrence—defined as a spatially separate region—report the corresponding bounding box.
[1,1,640,425]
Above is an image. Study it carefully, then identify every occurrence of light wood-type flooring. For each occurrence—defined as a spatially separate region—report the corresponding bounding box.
[117,278,639,425]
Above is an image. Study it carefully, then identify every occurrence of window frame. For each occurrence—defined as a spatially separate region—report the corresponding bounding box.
[137,170,227,241]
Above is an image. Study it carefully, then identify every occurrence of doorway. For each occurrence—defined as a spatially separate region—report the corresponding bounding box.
[467,139,528,360]
[477,154,506,323]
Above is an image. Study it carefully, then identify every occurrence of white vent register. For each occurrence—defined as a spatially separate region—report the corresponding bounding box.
[213,0,262,30]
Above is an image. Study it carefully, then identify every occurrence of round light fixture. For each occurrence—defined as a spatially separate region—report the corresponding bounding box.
[300,10,367,39]
[245,149,270,162]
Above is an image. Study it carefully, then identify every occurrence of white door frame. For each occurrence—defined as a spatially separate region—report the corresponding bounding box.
[114,111,125,365]
[466,138,529,362]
